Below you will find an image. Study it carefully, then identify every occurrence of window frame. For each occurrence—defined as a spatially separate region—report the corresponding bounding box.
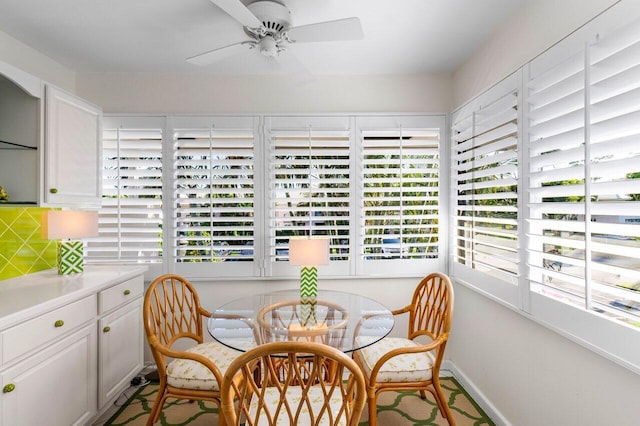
[90,113,447,280]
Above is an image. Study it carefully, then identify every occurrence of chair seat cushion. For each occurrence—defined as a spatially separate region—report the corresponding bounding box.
[355,337,435,383]
[166,340,252,391]
[249,386,348,425]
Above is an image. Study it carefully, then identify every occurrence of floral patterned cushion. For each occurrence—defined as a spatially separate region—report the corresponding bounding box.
[166,340,252,391]
[355,337,435,383]
[248,386,348,426]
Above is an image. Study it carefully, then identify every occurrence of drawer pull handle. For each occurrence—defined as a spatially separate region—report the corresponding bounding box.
[124,289,131,296]
[103,326,111,333]
[49,188,58,194]
[3,384,15,393]
[54,320,64,328]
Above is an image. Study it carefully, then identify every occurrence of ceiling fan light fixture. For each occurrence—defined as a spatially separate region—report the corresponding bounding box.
[259,35,280,57]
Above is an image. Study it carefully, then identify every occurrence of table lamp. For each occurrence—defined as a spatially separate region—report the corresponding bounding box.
[289,236,329,327]
[42,210,98,275]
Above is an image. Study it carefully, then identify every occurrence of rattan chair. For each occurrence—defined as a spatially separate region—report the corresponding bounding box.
[220,341,366,426]
[257,299,349,348]
[143,274,250,426]
[353,272,455,426]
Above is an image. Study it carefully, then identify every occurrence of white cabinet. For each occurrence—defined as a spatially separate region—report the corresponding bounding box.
[1,323,97,426]
[0,265,147,426]
[0,295,97,426]
[97,276,144,408]
[44,85,102,208]
[0,61,103,208]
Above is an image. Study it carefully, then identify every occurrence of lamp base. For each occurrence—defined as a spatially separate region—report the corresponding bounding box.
[300,266,318,327]
[299,265,318,298]
[57,240,85,275]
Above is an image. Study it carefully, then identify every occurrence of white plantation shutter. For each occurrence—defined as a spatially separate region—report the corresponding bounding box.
[528,16,640,325]
[527,46,587,304]
[265,116,351,277]
[86,116,163,263]
[359,130,439,254]
[172,116,258,277]
[452,83,519,286]
[356,115,444,275]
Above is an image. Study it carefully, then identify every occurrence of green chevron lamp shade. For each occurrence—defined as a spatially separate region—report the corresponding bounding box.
[289,236,329,327]
[42,210,98,275]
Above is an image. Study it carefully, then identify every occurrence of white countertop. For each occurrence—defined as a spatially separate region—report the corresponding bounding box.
[0,265,148,329]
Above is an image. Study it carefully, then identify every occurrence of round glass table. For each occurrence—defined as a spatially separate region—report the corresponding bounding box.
[208,289,394,353]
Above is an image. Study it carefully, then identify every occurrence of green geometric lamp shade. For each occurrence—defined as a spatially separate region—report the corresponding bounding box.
[57,240,85,275]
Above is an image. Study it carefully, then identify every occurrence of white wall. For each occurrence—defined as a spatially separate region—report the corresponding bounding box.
[0,30,75,92]
[449,284,640,426]
[449,1,640,425]
[75,72,452,114]
[452,0,620,108]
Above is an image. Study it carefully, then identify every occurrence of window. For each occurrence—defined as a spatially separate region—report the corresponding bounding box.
[452,85,520,286]
[265,116,351,277]
[451,4,640,375]
[86,116,163,263]
[450,74,521,304]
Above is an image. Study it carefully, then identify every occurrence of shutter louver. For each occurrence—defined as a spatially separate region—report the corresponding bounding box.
[86,123,163,262]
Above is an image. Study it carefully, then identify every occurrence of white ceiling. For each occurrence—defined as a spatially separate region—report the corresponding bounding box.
[0,0,525,75]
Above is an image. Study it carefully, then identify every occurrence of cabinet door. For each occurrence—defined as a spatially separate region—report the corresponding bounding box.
[98,299,143,408]
[1,324,97,426]
[44,85,102,208]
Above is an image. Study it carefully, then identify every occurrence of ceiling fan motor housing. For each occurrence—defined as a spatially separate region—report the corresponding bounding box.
[247,0,292,33]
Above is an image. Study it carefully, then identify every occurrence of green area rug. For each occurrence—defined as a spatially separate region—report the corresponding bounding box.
[104,377,494,425]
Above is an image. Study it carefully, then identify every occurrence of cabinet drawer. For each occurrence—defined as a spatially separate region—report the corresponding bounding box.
[98,275,143,315]
[1,295,96,366]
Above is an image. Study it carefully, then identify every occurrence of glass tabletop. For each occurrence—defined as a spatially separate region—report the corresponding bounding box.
[208,289,394,353]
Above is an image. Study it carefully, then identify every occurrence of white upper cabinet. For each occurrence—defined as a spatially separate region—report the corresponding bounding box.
[43,85,102,208]
[0,60,103,208]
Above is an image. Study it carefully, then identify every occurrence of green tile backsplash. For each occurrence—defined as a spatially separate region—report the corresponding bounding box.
[0,207,57,280]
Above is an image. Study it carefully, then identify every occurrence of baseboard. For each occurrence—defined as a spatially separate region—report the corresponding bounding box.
[441,360,511,426]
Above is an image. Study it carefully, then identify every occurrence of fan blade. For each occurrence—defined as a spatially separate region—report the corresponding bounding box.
[187,42,248,66]
[209,0,262,28]
[286,17,363,43]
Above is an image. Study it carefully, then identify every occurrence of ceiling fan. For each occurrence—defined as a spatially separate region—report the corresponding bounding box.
[187,0,364,66]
